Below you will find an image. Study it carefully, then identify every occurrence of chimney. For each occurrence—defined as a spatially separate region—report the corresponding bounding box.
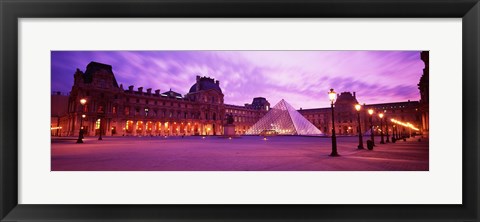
[353,92,356,98]
[155,89,160,95]
[119,84,124,90]
[215,80,220,86]
[196,76,201,92]
[138,87,143,93]
[146,88,152,94]
[128,85,134,92]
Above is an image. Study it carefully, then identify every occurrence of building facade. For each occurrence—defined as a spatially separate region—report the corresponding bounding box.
[298,91,422,137]
[418,51,429,135]
[58,62,269,137]
[51,91,69,136]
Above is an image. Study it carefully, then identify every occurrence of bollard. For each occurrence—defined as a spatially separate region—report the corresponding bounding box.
[367,140,374,150]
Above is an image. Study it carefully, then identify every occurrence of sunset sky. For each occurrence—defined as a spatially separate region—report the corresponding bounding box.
[51,51,425,109]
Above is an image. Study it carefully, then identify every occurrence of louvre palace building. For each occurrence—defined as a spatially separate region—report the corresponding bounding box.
[51,52,428,137]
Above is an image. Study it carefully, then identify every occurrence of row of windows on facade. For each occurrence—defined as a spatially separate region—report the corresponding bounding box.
[305,115,419,125]
[124,96,221,105]
[302,109,412,119]
[81,105,256,123]
[225,109,258,116]
[83,91,220,106]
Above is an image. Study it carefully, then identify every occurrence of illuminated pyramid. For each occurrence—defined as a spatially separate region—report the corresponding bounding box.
[245,99,323,135]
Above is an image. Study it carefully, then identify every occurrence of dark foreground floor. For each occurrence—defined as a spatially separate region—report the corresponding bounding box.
[51,135,428,171]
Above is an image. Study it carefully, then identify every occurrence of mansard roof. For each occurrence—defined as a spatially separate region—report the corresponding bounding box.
[83,61,119,88]
[188,76,222,94]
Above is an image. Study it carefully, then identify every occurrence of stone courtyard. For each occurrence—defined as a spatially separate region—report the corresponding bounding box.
[51,136,428,171]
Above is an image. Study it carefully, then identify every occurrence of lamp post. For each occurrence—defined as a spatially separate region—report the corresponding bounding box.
[368,109,375,146]
[76,98,87,143]
[328,88,338,156]
[392,124,397,142]
[81,114,86,139]
[144,108,149,136]
[98,117,103,140]
[354,103,364,149]
[379,113,385,144]
[385,114,390,143]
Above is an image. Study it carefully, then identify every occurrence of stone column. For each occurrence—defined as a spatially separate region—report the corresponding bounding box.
[152,122,156,136]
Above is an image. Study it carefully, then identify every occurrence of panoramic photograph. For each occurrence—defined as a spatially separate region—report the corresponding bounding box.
[51,51,429,171]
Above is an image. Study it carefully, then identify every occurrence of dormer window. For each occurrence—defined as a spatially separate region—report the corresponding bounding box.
[98,79,106,88]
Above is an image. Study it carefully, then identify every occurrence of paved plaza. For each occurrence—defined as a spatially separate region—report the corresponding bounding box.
[51,136,428,171]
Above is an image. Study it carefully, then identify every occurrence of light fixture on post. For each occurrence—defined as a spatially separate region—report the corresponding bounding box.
[368,109,375,147]
[379,113,385,144]
[354,103,364,149]
[392,124,397,142]
[328,88,338,156]
[144,108,149,117]
[98,118,103,140]
[385,111,390,143]
[76,98,87,144]
[391,119,397,141]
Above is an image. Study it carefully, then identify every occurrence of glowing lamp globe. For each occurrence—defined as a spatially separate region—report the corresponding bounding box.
[354,104,361,111]
[328,88,336,103]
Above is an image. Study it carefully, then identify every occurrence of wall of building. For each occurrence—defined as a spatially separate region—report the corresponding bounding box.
[55,62,269,137]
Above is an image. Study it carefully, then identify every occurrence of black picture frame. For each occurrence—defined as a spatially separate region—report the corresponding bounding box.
[1,0,479,221]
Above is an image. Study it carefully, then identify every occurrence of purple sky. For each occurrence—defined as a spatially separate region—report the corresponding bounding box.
[51,51,425,109]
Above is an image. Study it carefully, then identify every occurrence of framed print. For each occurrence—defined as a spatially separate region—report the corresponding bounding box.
[1,0,479,221]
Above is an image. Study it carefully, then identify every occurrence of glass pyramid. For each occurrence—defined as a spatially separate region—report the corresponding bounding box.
[245,99,323,135]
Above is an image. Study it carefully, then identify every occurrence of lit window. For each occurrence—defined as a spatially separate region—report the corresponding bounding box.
[97,105,104,113]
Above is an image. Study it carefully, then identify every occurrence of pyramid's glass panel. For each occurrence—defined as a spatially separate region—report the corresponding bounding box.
[245,99,323,135]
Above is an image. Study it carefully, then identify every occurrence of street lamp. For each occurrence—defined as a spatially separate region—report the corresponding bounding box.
[98,118,103,140]
[354,103,364,149]
[391,119,397,141]
[328,88,338,156]
[385,112,390,143]
[392,124,397,142]
[379,113,385,144]
[368,109,375,147]
[76,98,87,143]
